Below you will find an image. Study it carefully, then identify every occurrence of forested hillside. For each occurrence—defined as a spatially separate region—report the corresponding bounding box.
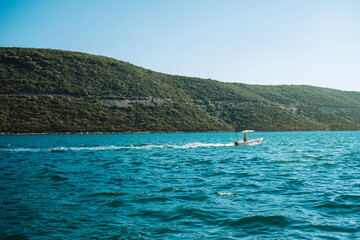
[1,47,360,133]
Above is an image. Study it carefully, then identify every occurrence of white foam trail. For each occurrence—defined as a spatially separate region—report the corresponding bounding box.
[0,146,126,152]
[3,147,42,152]
[169,142,233,149]
[67,146,125,151]
[132,144,167,149]
[1,142,234,152]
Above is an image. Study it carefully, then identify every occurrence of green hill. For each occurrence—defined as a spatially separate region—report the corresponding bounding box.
[1,47,360,133]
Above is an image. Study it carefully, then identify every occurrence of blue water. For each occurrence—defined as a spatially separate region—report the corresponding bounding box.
[1,132,360,239]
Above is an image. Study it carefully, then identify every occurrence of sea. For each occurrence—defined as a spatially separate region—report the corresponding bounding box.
[1,131,360,239]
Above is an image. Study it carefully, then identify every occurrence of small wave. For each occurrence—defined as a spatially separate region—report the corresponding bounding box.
[132,196,171,204]
[106,200,125,208]
[217,191,239,196]
[50,175,69,181]
[88,192,126,197]
[220,215,293,228]
[60,201,80,206]
[315,194,360,210]
[315,201,354,210]
[309,224,359,233]
[337,194,360,203]
[171,206,223,223]
[312,162,336,167]
[1,142,234,152]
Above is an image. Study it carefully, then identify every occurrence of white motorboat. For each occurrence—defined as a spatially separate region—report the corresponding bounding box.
[235,130,263,146]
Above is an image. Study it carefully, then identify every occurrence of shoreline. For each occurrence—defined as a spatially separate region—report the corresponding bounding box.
[0,130,357,136]
[0,130,233,136]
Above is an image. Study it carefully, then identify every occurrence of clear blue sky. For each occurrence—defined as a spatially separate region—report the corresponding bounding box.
[1,0,360,91]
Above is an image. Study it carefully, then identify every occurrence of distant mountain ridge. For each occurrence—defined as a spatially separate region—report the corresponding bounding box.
[1,47,360,133]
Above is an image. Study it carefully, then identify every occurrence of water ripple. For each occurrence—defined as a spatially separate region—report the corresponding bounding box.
[1,132,360,239]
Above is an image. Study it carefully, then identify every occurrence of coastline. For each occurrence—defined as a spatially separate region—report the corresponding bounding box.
[0,130,233,136]
[0,130,356,136]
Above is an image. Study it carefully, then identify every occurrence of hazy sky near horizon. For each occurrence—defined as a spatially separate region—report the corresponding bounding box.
[1,0,360,91]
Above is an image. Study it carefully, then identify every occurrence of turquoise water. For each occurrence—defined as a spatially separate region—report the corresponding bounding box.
[1,131,360,239]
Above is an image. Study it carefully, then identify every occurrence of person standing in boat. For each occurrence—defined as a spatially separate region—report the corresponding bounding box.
[244,132,248,142]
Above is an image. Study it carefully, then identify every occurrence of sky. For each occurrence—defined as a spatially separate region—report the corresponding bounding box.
[1,0,360,92]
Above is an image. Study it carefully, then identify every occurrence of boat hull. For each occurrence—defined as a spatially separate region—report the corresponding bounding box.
[235,138,263,146]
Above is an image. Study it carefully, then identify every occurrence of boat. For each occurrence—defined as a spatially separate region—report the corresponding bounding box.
[234,130,263,146]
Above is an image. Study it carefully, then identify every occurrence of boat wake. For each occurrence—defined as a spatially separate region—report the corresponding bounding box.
[1,142,234,152]
[169,142,234,149]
